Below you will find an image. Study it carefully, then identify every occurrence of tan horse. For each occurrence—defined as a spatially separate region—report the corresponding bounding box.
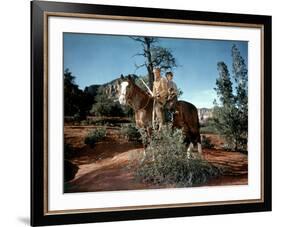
[118,75,202,153]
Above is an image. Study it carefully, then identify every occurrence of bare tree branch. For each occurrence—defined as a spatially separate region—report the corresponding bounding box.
[129,36,146,43]
[134,63,146,70]
[131,53,146,58]
[129,36,176,89]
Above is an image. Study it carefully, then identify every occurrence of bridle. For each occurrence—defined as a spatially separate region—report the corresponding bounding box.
[125,82,151,111]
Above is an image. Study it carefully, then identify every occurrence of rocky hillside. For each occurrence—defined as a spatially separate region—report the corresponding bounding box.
[84,74,138,99]
[198,108,213,123]
[84,75,213,123]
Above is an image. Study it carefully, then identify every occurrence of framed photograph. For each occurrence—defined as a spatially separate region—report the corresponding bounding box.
[31,0,272,226]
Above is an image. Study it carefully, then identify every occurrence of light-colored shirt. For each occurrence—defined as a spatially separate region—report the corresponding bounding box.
[153,77,168,103]
[167,80,177,91]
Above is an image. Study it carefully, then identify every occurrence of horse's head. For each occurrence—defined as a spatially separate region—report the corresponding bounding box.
[118,74,135,105]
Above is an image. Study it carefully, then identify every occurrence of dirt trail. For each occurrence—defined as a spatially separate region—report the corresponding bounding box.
[64,126,248,193]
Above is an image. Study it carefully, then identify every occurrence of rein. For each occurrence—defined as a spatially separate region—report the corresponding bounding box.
[138,95,151,111]
[126,85,151,111]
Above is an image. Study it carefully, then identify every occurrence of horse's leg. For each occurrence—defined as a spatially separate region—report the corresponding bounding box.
[187,143,194,152]
[146,126,152,143]
[197,143,202,154]
[197,134,202,154]
[192,132,202,154]
[183,131,193,153]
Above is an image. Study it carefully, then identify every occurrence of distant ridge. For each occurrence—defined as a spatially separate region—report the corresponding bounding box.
[85,75,213,123]
[84,74,138,98]
[197,108,213,123]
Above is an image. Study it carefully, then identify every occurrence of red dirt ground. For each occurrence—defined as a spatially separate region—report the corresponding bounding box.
[64,126,248,193]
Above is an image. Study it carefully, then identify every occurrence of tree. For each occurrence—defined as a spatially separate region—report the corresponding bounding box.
[231,45,248,149]
[213,45,248,152]
[64,68,93,118]
[131,37,177,89]
[64,68,80,116]
[90,89,126,117]
[215,62,234,106]
[232,45,248,133]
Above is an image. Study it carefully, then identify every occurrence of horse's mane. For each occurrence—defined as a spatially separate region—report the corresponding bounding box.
[131,81,151,98]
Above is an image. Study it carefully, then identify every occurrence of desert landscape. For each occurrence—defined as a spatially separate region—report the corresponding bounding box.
[63,35,249,193]
[64,123,248,193]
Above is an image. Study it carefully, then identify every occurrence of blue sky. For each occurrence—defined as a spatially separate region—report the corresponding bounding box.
[63,33,247,108]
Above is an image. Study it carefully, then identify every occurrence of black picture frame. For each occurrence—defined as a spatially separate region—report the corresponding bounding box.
[31,1,272,226]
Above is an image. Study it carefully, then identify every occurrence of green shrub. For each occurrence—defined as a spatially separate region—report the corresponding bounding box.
[120,124,141,142]
[200,119,217,134]
[84,127,106,147]
[90,93,125,117]
[64,143,76,159]
[201,135,215,149]
[80,120,88,126]
[87,117,131,126]
[73,113,81,122]
[134,126,221,187]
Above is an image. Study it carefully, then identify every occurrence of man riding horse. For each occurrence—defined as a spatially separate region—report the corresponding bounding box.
[165,71,179,121]
[118,74,202,153]
[152,67,168,130]
[152,68,178,129]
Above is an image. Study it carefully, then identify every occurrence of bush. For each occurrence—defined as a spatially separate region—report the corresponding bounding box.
[134,126,221,187]
[80,120,88,126]
[90,93,125,117]
[73,113,81,122]
[87,117,132,126]
[84,127,106,147]
[120,124,141,142]
[200,119,217,134]
[64,143,76,159]
[201,135,215,149]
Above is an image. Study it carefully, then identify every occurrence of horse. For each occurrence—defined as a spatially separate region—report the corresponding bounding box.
[118,75,202,153]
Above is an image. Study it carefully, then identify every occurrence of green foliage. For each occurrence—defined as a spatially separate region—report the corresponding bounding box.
[64,68,93,118]
[73,113,81,122]
[121,105,134,118]
[80,120,88,126]
[176,87,184,98]
[151,46,177,71]
[131,36,177,89]
[213,45,248,152]
[201,135,215,149]
[200,119,217,134]
[90,92,125,117]
[84,127,106,147]
[120,124,142,142]
[64,143,76,159]
[87,117,132,126]
[231,45,248,146]
[134,126,220,187]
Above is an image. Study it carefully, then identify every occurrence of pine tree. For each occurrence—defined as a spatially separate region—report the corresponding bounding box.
[64,69,92,118]
[231,45,248,150]
[213,45,248,152]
